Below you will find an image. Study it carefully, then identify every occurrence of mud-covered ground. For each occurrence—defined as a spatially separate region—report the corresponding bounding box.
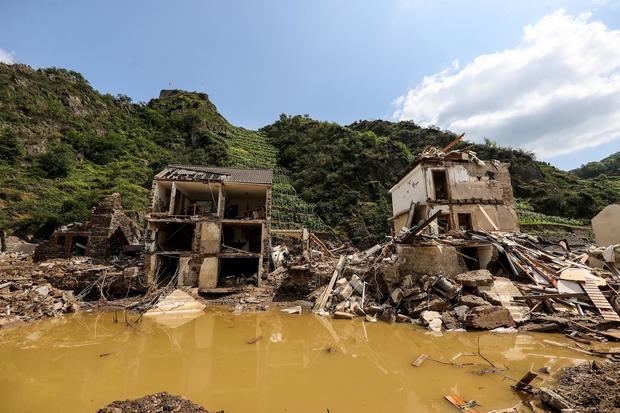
[97,392,217,413]
[554,361,620,412]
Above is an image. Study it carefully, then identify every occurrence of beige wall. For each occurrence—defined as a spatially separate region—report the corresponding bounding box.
[592,204,620,246]
[200,221,221,254]
[425,162,514,203]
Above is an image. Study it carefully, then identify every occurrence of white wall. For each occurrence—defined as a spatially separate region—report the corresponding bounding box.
[390,166,427,216]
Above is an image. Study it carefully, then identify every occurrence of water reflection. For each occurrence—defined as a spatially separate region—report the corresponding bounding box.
[0,309,604,413]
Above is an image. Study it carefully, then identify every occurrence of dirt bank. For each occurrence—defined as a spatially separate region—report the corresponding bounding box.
[551,361,620,412]
[98,392,217,413]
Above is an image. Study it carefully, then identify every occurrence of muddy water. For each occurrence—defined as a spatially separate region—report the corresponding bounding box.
[0,309,606,413]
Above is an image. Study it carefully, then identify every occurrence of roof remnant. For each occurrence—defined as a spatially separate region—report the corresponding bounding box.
[156,165,273,184]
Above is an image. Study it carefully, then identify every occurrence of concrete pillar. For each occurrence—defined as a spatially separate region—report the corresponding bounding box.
[199,257,219,289]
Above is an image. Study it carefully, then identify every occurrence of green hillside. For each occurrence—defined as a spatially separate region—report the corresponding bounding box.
[1,63,619,246]
[573,151,620,178]
[0,63,325,238]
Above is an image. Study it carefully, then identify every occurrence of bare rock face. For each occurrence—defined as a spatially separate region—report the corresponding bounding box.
[459,294,491,308]
[454,269,494,287]
[464,305,515,330]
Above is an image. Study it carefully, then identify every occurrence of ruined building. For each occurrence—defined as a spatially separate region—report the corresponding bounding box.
[389,148,519,276]
[145,165,272,290]
[389,148,519,235]
[34,193,135,261]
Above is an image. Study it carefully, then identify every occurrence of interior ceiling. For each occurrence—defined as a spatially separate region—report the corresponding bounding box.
[174,181,220,200]
[224,183,266,198]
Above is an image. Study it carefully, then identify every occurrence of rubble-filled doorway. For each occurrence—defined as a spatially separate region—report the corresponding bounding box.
[217,257,259,288]
[155,254,180,286]
[459,247,479,270]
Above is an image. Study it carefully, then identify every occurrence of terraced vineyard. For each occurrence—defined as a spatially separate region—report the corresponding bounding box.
[225,126,327,230]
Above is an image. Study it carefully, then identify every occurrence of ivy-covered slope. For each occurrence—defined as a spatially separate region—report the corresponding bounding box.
[1,63,618,246]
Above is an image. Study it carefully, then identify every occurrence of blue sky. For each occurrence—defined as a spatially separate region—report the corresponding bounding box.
[1,0,620,169]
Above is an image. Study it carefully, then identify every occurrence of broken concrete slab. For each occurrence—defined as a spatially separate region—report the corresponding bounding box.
[427,318,443,332]
[458,294,490,308]
[390,287,403,306]
[421,310,441,325]
[464,305,515,330]
[454,269,494,287]
[336,283,353,301]
[333,311,354,320]
[441,311,460,330]
[454,305,469,321]
[145,289,206,316]
[477,277,530,323]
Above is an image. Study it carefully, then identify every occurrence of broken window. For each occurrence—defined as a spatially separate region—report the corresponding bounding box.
[437,214,450,234]
[154,223,195,251]
[56,235,66,246]
[432,170,448,199]
[457,213,473,231]
[485,171,496,180]
[222,223,262,253]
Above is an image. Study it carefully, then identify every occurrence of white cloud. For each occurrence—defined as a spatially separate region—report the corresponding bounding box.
[0,48,15,64]
[393,10,620,158]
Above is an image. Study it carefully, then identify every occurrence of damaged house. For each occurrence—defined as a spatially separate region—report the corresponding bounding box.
[34,193,136,261]
[389,147,519,276]
[145,165,272,291]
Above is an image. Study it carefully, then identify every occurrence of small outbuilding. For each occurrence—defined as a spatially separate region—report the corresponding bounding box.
[592,203,620,247]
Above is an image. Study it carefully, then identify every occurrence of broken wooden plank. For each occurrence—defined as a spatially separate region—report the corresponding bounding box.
[444,394,481,413]
[513,371,537,392]
[582,280,620,321]
[400,210,442,243]
[442,133,465,153]
[477,204,499,231]
[313,255,346,312]
[309,232,336,258]
[411,353,429,367]
[513,292,587,301]
[247,336,263,344]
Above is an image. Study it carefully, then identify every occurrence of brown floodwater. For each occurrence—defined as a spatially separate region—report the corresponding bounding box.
[0,308,610,412]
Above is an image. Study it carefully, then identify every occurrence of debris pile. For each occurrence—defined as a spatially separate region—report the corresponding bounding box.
[0,251,145,327]
[294,228,620,337]
[0,278,79,328]
[97,392,216,413]
[547,360,620,412]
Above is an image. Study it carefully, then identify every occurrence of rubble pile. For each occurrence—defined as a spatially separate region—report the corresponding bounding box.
[40,256,144,299]
[296,228,620,338]
[548,360,620,412]
[0,251,145,327]
[0,280,80,327]
[98,392,214,413]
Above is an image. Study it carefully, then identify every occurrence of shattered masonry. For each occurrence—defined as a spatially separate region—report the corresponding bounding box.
[33,193,136,261]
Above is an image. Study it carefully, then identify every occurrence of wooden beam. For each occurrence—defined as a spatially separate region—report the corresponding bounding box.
[441,133,465,153]
[313,255,346,312]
